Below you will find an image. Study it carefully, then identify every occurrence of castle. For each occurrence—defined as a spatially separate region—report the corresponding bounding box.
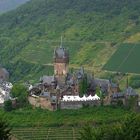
[28,40,139,111]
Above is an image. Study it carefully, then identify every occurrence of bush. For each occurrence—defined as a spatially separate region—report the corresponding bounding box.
[11,83,28,108]
[79,114,140,140]
[4,100,13,112]
[0,118,11,140]
[117,100,123,107]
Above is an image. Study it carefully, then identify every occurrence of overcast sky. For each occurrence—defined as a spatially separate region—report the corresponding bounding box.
[0,0,30,13]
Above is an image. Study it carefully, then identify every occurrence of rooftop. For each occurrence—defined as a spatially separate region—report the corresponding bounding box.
[54,47,69,59]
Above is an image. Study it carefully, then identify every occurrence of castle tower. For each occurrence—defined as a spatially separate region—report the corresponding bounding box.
[54,37,69,76]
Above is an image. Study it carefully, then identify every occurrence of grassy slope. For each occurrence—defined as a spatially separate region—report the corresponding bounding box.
[104,43,140,74]
[0,0,140,81]
[0,107,129,127]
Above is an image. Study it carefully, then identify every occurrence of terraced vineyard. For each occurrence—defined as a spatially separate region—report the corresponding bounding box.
[0,107,130,139]
[12,127,81,140]
[104,43,140,74]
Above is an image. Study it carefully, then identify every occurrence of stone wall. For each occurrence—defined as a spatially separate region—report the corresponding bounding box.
[28,96,100,110]
[28,96,55,111]
[60,100,100,110]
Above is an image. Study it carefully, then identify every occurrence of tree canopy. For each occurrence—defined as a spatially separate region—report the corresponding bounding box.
[0,117,11,140]
[79,113,140,140]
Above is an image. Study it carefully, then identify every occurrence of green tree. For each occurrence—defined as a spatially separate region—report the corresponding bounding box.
[79,74,88,97]
[96,86,104,106]
[78,125,95,140]
[0,118,11,140]
[4,100,13,112]
[79,114,140,140]
[126,96,138,111]
[120,113,140,140]
[83,74,88,94]
[79,80,84,97]
[11,83,28,108]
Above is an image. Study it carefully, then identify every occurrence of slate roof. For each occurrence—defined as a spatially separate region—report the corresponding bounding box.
[112,92,124,98]
[123,87,138,96]
[40,76,56,85]
[40,92,50,98]
[92,78,110,93]
[67,78,74,86]
[54,47,68,59]
[66,73,73,81]
[111,83,119,88]
[76,67,84,79]
[112,87,138,99]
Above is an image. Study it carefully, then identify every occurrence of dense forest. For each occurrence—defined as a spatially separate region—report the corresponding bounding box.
[0,0,140,82]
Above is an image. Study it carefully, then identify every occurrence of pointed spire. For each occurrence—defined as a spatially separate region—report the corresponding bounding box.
[126,73,129,88]
[54,48,56,58]
[60,36,63,48]
[91,64,95,79]
[80,66,84,75]
[109,78,112,84]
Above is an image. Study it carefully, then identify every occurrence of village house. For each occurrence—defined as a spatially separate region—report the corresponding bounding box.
[0,67,13,105]
[110,86,139,106]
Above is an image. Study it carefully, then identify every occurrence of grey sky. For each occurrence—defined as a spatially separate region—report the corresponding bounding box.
[0,0,30,13]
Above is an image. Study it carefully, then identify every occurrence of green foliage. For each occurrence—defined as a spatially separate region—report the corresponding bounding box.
[102,114,140,140]
[126,96,138,110]
[5,59,53,82]
[78,125,95,140]
[79,74,88,97]
[104,43,140,74]
[4,100,13,112]
[79,113,140,140]
[12,127,80,139]
[0,0,140,81]
[11,83,28,108]
[116,100,124,107]
[120,113,140,140]
[96,86,102,98]
[0,117,11,140]
[129,75,140,89]
[0,106,129,127]
[96,86,105,106]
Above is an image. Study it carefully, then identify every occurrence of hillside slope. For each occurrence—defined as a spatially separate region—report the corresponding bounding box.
[0,0,140,81]
[0,0,30,13]
[104,43,140,74]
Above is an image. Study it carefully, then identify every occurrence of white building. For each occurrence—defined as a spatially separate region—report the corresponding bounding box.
[0,81,13,104]
[62,94,100,102]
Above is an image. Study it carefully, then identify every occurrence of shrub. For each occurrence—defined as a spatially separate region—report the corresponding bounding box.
[11,83,28,108]
[0,118,11,140]
[79,114,140,140]
[4,100,13,112]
